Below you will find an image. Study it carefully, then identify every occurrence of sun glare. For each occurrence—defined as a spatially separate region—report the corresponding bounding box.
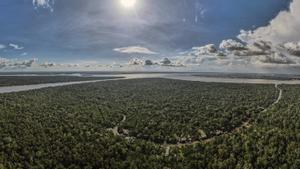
[120,0,136,8]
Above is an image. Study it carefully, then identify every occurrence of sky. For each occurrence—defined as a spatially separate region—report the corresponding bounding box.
[1,0,300,73]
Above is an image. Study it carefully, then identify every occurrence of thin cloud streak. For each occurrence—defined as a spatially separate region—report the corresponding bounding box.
[114,46,158,55]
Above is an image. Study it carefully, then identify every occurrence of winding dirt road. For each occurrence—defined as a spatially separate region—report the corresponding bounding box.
[0,74,285,156]
[274,84,283,105]
[107,115,127,136]
[105,83,283,156]
[163,83,283,155]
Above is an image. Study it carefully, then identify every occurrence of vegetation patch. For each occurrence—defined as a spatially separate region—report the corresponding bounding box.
[0,78,298,169]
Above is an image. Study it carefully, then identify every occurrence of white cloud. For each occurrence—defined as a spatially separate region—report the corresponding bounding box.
[126,57,178,67]
[177,44,226,65]
[178,54,222,65]
[21,52,28,56]
[283,41,300,56]
[249,41,272,52]
[255,52,295,65]
[0,57,37,69]
[230,0,300,65]
[32,0,54,11]
[144,60,154,66]
[219,39,246,51]
[40,62,56,68]
[0,58,10,69]
[128,58,144,65]
[190,44,217,55]
[177,0,300,68]
[114,46,158,55]
[238,0,300,44]
[0,44,6,50]
[127,58,156,66]
[9,43,24,50]
[176,39,300,66]
[218,39,271,56]
[160,58,172,65]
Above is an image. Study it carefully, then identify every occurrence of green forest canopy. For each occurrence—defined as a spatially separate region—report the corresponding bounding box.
[0,78,298,169]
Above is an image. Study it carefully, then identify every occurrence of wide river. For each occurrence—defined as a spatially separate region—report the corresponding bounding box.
[1,73,300,94]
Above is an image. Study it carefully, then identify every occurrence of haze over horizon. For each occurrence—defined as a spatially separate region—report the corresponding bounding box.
[1,0,300,73]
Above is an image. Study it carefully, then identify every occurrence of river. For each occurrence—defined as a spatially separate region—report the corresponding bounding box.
[1,73,300,94]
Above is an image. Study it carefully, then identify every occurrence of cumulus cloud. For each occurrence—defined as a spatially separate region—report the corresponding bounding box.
[0,57,37,69]
[0,58,9,69]
[177,38,300,66]
[114,46,158,55]
[128,58,144,65]
[190,44,217,55]
[126,57,179,67]
[9,43,24,50]
[283,41,300,56]
[144,60,154,66]
[219,39,247,51]
[22,59,37,67]
[215,0,300,66]
[176,44,227,65]
[229,40,272,57]
[177,0,300,67]
[255,52,296,65]
[160,58,172,65]
[178,55,221,65]
[152,57,182,67]
[65,64,79,67]
[238,0,300,44]
[40,62,56,68]
[249,41,272,53]
[32,0,54,11]
[128,58,157,66]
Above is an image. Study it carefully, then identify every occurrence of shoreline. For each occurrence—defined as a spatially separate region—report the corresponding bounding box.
[1,73,300,94]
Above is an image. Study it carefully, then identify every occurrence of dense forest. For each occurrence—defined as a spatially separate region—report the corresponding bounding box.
[167,84,299,169]
[0,78,298,168]
[0,76,122,86]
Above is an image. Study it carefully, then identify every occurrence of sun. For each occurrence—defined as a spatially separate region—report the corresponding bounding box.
[120,0,136,8]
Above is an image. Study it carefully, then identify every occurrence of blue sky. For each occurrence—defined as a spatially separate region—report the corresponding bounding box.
[0,0,291,65]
